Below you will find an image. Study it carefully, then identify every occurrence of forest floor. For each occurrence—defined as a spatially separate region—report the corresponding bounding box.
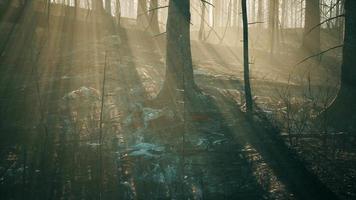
[0,17,355,200]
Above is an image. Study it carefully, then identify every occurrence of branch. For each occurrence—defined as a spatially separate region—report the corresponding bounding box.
[153,31,166,38]
[325,0,341,16]
[295,44,343,66]
[137,5,168,17]
[201,0,214,7]
[306,14,345,35]
[248,21,264,25]
[190,3,223,41]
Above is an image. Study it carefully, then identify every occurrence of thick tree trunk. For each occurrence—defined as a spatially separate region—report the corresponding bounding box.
[302,0,320,54]
[156,0,197,105]
[325,0,356,130]
[241,0,253,112]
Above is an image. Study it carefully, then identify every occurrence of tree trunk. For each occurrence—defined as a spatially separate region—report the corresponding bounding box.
[302,0,320,54]
[148,0,160,34]
[338,0,345,43]
[198,1,206,41]
[156,0,197,105]
[115,0,121,25]
[137,0,148,28]
[241,0,253,112]
[269,0,277,55]
[281,0,286,28]
[325,0,356,130]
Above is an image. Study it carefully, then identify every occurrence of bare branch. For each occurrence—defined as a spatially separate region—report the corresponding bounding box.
[306,14,345,35]
[201,0,214,7]
[248,21,264,25]
[153,31,167,38]
[137,5,168,17]
[295,45,343,66]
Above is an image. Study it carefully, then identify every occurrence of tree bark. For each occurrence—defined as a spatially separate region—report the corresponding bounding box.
[156,0,197,105]
[302,0,321,54]
[241,0,253,112]
[325,0,356,130]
